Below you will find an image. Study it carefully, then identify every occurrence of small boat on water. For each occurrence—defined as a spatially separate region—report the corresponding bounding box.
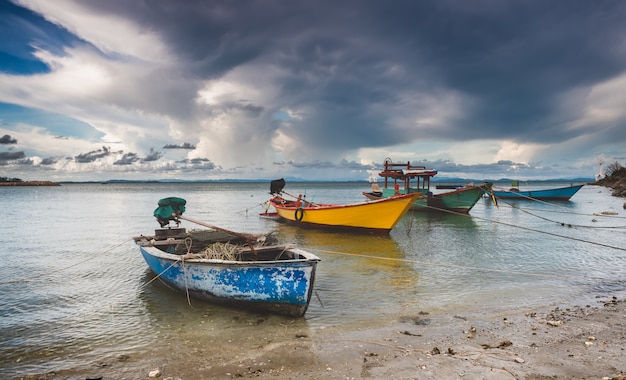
[134,197,320,317]
[362,158,491,214]
[435,184,464,190]
[263,179,420,233]
[491,182,584,201]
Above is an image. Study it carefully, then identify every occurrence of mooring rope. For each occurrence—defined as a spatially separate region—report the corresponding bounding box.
[424,198,626,231]
[309,214,626,279]
[0,238,134,285]
[491,202,626,220]
[507,204,626,229]
[308,248,575,279]
[235,200,268,215]
[422,204,626,252]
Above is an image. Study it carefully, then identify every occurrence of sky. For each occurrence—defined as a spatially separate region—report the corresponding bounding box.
[1,0,625,182]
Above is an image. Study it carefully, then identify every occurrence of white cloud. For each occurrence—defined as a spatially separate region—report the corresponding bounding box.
[571,72,626,129]
[1,124,95,156]
[16,0,171,61]
[494,140,543,164]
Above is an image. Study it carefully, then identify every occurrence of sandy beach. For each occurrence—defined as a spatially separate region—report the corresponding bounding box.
[17,291,626,380]
[81,293,624,380]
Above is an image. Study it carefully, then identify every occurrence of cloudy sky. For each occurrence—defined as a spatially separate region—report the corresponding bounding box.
[1,0,625,182]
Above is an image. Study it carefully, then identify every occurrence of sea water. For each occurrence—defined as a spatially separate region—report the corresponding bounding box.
[1,181,625,378]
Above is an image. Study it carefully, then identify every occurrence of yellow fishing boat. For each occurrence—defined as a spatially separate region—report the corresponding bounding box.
[264,179,420,233]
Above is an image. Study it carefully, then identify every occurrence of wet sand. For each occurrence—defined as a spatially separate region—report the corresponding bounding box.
[173,295,625,379]
[44,293,622,380]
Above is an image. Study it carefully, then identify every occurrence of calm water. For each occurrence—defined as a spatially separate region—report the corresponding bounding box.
[1,181,625,378]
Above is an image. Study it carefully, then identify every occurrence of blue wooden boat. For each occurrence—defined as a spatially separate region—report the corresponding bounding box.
[491,183,584,200]
[134,228,320,316]
[134,197,320,316]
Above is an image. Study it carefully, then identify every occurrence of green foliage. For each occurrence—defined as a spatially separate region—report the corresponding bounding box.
[0,177,23,182]
[605,161,624,177]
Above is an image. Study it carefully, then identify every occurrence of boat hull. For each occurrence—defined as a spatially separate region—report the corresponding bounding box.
[270,193,419,232]
[139,245,319,316]
[492,184,583,200]
[421,186,487,213]
[364,186,487,214]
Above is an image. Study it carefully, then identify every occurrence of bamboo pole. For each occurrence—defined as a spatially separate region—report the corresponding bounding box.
[176,215,262,253]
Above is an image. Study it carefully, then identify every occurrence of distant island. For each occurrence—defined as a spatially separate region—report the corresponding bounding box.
[2,167,624,195]
[0,177,60,186]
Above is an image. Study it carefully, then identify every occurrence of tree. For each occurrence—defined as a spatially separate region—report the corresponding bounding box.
[605,161,625,177]
[0,177,23,182]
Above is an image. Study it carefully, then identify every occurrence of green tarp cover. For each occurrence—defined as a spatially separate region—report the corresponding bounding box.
[154,197,186,223]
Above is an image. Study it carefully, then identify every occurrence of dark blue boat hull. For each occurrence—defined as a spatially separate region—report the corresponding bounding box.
[492,184,583,200]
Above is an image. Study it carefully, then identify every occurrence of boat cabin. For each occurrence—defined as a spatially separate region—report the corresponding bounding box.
[378,160,438,198]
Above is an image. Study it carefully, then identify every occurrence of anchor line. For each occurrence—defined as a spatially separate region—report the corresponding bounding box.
[0,238,134,285]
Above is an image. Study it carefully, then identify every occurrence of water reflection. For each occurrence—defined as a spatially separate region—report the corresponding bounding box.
[264,223,421,324]
[402,209,479,231]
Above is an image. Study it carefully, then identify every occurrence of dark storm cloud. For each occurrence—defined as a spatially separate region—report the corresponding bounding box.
[74,146,111,163]
[280,159,373,171]
[80,0,626,149]
[163,142,196,149]
[178,157,216,169]
[113,152,139,165]
[0,134,18,144]
[407,159,535,178]
[142,149,162,162]
[4,0,626,181]
[40,157,58,165]
[16,158,33,165]
[0,151,25,160]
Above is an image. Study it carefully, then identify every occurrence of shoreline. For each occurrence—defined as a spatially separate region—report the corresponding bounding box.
[155,295,626,379]
[0,181,60,186]
[26,294,625,380]
[594,172,626,197]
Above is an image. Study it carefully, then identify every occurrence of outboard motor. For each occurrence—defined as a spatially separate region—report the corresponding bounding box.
[270,178,286,195]
[153,197,187,227]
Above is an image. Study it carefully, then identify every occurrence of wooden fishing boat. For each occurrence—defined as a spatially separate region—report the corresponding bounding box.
[134,197,320,317]
[264,179,419,232]
[435,184,464,189]
[362,158,491,214]
[491,183,584,200]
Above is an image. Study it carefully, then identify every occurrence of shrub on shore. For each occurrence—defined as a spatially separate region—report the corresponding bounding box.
[596,161,626,197]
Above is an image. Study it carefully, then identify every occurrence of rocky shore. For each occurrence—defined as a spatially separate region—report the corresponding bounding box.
[0,181,60,186]
[595,168,626,197]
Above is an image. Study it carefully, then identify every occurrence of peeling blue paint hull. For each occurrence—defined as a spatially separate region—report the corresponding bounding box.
[138,244,320,317]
